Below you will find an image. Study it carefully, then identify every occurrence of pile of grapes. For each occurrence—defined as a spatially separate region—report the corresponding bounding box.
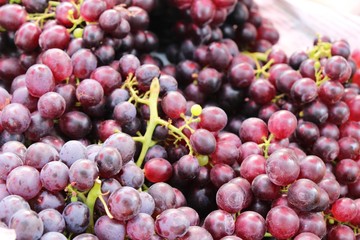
[1,0,360,239]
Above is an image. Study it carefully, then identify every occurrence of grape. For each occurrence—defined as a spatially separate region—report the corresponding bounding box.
[179,226,213,240]
[59,140,87,167]
[6,165,42,200]
[239,117,268,144]
[298,155,326,183]
[24,142,58,169]
[144,157,173,183]
[139,191,155,215]
[41,232,67,240]
[190,0,215,26]
[268,110,297,139]
[312,136,339,162]
[0,4,27,31]
[39,25,70,51]
[90,66,122,95]
[0,195,31,225]
[72,233,99,240]
[30,190,65,213]
[331,197,357,222]
[251,174,281,201]
[127,213,155,240]
[69,159,99,192]
[327,225,355,240]
[82,24,104,48]
[190,129,216,155]
[40,161,69,192]
[113,101,137,125]
[266,148,300,186]
[108,186,141,221]
[335,158,360,184]
[1,103,31,134]
[0,152,23,181]
[94,216,126,240]
[71,49,98,79]
[116,161,144,189]
[14,22,41,52]
[235,211,266,240]
[174,154,200,180]
[62,201,90,234]
[294,232,321,240]
[290,78,318,104]
[155,208,190,240]
[298,212,327,238]
[80,0,106,22]
[161,91,187,119]
[38,208,65,233]
[148,182,176,216]
[203,209,235,239]
[229,62,255,89]
[9,209,44,240]
[324,56,352,83]
[95,146,122,178]
[199,106,227,132]
[216,182,246,213]
[103,132,136,164]
[59,111,92,139]
[210,163,235,188]
[266,206,299,239]
[287,179,321,211]
[276,69,302,93]
[239,154,265,183]
[55,2,78,28]
[177,206,200,226]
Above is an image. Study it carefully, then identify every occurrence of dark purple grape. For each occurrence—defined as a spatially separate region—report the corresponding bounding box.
[62,201,90,234]
[190,129,216,155]
[59,111,92,139]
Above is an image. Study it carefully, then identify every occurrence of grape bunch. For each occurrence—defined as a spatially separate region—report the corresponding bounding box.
[1,0,360,239]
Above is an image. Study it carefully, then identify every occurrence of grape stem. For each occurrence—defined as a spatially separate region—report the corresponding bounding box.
[86,178,113,233]
[123,75,195,167]
[135,77,161,167]
[260,133,274,159]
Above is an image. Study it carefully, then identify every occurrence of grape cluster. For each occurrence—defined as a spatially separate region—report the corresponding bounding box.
[1,0,360,239]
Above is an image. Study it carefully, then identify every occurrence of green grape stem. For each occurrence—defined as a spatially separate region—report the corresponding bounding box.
[260,133,274,159]
[122,75,195,167]
[85,179,113,233]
